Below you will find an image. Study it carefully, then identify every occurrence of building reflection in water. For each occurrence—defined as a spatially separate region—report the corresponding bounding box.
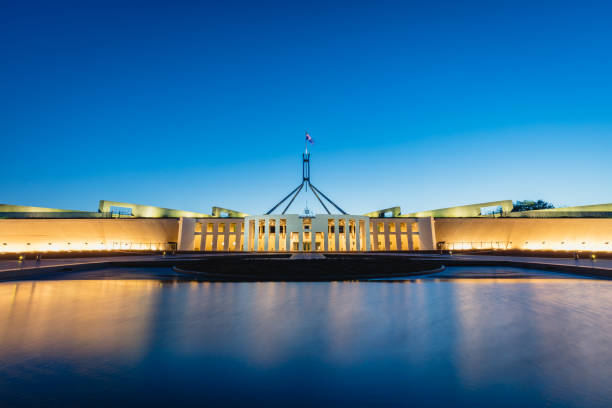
[0,280,159,363]
[1,272,612,407]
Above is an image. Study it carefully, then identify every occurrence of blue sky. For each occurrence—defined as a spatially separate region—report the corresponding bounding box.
[1,1,611,215]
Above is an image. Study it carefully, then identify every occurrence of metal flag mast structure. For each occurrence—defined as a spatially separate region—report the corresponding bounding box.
[266,140,347,215]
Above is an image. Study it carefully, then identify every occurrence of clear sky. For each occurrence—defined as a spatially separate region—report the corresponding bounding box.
[2,1,611,215]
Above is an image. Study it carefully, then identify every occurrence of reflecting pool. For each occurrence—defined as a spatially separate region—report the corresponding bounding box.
[1,267,612,407]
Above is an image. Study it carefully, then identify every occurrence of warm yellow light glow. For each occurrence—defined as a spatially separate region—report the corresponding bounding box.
[0,241,174,253]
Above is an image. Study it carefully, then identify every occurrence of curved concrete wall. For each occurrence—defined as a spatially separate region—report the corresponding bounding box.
[0,219,179,252]
[435,218,612,251]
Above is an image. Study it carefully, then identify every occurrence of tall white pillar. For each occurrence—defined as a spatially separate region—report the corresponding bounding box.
[298,224,303,251]
[334,218,339,252]
[212,225,218,251]
[264,218,270,251]
[253,218,259,252]
[372,221,379,251]
[394,223,400,251]
[364,218,371,251]
[275,218,280,252]
[243,219,249,251]
[384,222,391,251]
[345,218,350,252]
[224,222,230,251]
[324,223,329,251]
[356,219,361,251]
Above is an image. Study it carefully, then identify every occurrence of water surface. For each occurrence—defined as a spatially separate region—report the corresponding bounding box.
[1,267,611,407]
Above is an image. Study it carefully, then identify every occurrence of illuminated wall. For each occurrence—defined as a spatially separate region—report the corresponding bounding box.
[3,215,612,254]
[435,218,612,251]
[0,218,179,253]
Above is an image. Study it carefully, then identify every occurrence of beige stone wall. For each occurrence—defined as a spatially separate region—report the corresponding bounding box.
[0,218,179,253]
[4,216,612,254]
[435,218,612,251]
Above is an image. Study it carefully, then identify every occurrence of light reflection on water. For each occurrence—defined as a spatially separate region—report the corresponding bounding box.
[1,272,612,407]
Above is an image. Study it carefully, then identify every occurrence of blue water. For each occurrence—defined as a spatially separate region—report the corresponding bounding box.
[1,267,612,407]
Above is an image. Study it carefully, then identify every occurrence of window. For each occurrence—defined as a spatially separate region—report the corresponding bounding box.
[229,223,236,233]
[195,222,202,233]
[206,224,213,233]
[389,223,396,233]
[109,206,133,216]
[270,226,276,233]
[218,223,225,233]
[217,237,225,251]
[378,223,384,233]
[480,205,502,216]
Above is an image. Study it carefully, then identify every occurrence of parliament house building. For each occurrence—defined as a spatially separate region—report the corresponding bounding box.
[2,151,612,254]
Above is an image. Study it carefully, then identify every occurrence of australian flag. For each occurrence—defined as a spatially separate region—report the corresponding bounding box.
[305,131,314,144]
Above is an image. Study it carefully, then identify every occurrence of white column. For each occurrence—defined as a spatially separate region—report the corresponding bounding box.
[384,222,391,251]
[365,218,371,251]
[311,229,315,252]
[264,218,270,251]
[253,218,259,252]
[356,219,361,251]
[275,218,280,252]
[212,225,218,252]
[324,221,329,251]
[298,225,303,251]
[224,222,230,251]
[372,221,379,251]
[285,219,291,251]
[345,218,350,252]
[334,218,339,252]
[243,219,249,251]
[395,222,400,251]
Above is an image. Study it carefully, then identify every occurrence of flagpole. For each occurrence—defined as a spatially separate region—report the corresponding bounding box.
[304,132,308,191]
